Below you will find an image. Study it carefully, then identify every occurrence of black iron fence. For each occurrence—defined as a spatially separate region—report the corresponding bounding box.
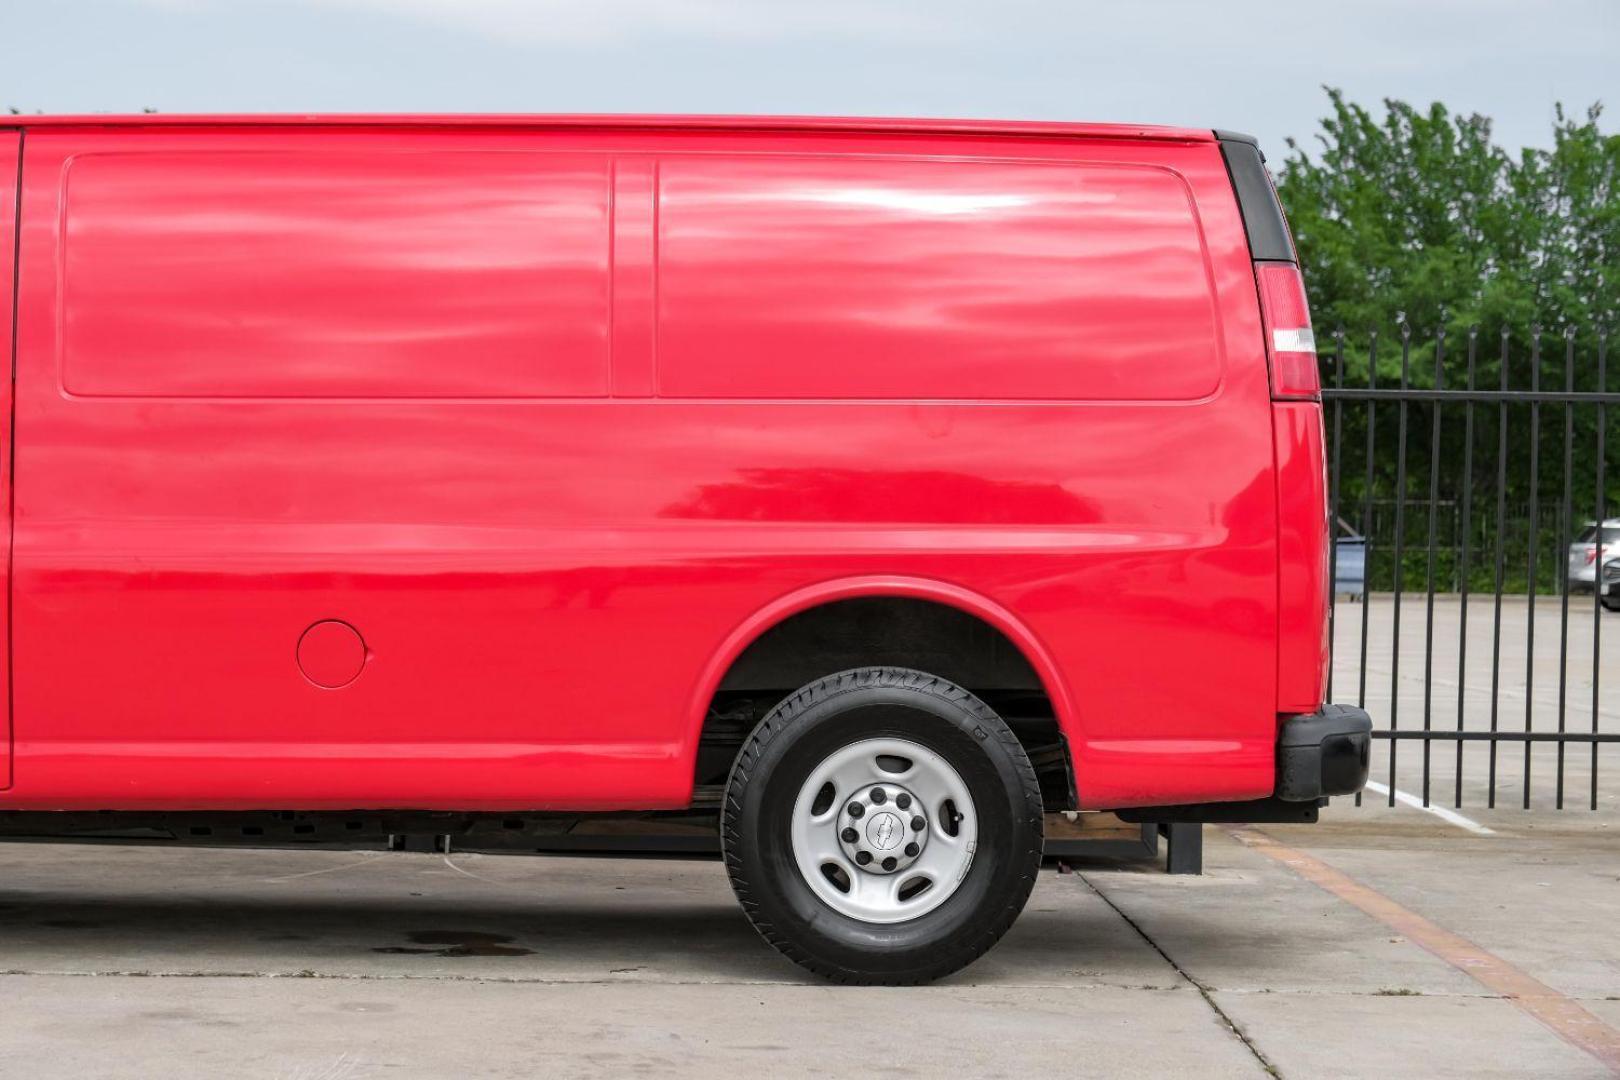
[1322,326,1617,811]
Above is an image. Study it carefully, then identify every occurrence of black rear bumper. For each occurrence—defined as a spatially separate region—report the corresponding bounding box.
[1117,703,1372,824]
[1276,704,1373,801]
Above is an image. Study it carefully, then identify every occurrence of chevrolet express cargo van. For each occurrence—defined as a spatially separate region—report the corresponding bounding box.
[0,114,1371,983]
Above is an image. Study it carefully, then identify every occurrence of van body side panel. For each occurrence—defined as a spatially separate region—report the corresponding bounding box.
[3,125,1276,812]
[656,156,1221,401]
[9,128,670,810]
[59,148,612,398]
[652,138,1280,809]
[1273,401,1331,714]
[0,131,17,791]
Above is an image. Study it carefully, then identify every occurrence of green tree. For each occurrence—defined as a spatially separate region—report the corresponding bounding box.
[1274,90,1619,591]
[1277,89,1617,353]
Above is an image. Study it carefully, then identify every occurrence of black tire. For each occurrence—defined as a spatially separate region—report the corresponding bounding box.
[721,666,1044,984]
[1602,590,1620,613]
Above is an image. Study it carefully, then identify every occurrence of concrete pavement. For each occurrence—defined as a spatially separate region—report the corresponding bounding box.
[3,809,1618,1078]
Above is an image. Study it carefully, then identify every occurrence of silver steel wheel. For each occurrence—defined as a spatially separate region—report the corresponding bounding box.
[790,737,978,924]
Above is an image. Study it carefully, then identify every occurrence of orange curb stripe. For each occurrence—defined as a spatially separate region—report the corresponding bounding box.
[1230,826,1620,1076]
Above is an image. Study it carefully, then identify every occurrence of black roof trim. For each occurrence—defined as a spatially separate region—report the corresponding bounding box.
[1217,137,1294,262]
[1213,129,1261,154]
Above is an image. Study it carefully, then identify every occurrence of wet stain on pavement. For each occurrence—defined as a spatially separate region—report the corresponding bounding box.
[372,930,533,958]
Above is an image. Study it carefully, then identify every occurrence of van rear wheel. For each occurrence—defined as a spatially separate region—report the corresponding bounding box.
[722,667,1044,984]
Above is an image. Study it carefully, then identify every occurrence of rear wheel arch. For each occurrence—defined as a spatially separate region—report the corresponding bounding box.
[686,577,1080,808]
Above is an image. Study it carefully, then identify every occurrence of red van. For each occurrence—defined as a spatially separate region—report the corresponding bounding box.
[0,115,1370,983]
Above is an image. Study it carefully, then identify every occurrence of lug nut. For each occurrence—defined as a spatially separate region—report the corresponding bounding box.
[895,793,911,809]
[855,851,873,865]
[881,856,897,871]
[870,788,887,804]
[910,816,925,831]
[848,803,864,819]
[904,842,919,857]
[841,827,858,843]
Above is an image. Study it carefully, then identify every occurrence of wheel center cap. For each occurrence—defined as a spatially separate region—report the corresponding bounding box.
[835,783,927,876]
[866,811,904,850]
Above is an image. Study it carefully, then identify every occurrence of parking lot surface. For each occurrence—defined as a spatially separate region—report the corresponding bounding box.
[3,804,1618,1079]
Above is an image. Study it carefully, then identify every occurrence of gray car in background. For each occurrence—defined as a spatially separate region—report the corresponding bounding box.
[1567,518,1620,595]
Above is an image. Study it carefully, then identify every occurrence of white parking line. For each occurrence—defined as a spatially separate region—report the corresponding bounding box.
[1363,780,1497,836]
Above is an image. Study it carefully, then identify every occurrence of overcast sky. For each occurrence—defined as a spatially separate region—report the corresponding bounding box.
[5,0,1616,157]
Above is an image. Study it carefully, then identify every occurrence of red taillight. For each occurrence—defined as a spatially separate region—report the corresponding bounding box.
[1256,261,1320,401]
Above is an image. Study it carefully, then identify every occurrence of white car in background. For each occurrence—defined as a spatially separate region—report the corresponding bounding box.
[1567,518,1620,601]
